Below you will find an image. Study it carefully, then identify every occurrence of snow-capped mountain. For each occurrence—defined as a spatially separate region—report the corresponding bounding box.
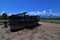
[27,10,60,18]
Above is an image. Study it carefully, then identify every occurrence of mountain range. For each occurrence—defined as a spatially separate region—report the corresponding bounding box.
[27,11,60,18]
[1,11,60,18]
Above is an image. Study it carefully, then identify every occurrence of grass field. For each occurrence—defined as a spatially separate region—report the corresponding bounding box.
[0,20,8,23]
[0,19,60,24]
[40,19,60,24]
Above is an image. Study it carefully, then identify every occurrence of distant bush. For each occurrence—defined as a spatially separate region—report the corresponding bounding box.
[40,18,60,20]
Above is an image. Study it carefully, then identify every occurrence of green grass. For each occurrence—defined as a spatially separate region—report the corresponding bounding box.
[40,19,60,24]
[0,20,8,23]
[0,19,60,24]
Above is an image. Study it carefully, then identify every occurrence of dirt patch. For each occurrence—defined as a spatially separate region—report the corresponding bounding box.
[0,22,60,40]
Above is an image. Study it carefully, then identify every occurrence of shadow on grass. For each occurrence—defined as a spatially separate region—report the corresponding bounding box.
[10,23,41,32]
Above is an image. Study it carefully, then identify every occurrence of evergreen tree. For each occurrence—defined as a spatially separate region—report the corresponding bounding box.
[2,12,8,20]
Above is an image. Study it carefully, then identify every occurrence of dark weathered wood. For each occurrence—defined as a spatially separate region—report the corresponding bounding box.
[8,12,40,30]
[3,21,8,27]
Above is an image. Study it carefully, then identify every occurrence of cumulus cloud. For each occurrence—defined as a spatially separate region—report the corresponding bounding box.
[28,12,37,15]
[49,9,52,14]
[27,10,53,17]
[36,11,41,14]
[27,11,41,16]
[1,11,6,15]
[42,10,46,13]
[41,10,47,16]
[27,10,54,16]
[1,11,5,13]
[8,13,17,16]
[42,10,47,14]
[49,10,52,12]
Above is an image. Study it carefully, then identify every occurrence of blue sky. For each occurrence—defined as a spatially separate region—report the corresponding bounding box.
[0,0,60,15]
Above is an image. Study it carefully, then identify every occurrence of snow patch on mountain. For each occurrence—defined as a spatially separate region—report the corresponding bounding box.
[27,10,60,18]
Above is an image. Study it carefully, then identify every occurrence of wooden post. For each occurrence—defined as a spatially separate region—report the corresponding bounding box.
[3,21,7,27]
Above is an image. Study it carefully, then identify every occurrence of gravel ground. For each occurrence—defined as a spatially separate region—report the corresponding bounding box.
[0,22,60,40]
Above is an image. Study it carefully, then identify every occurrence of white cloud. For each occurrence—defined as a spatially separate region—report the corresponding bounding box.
[42,10,46,13]
[27,10,54,16]
[42,10,47,14]
[27,11,41,15]
[49,9,53,14]
[41,10,47,16]
[1,10,58,17]
[8,13,17,16]
[1,11,5,13]
[1,11,6,15]
[49,10,52,12]
[36,11,41,14]
[28,12,36,15]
